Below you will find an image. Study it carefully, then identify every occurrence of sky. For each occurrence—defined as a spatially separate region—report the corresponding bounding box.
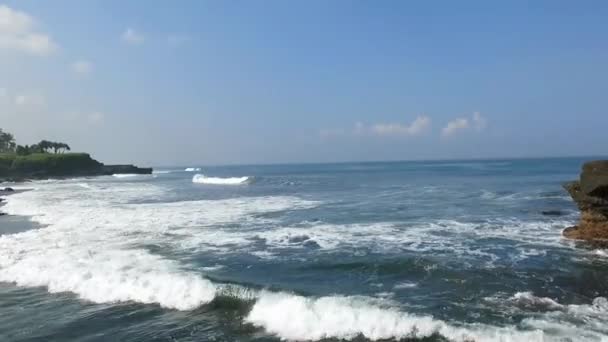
[1,0,607,166]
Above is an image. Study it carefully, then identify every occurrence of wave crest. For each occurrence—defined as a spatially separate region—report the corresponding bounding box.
[192,174,251,185]
[112,173,141,178]
[245,291,546,341]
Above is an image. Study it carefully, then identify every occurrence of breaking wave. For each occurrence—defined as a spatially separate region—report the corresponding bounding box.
[192,174,252,185]
[246,291,546,341]
[185,167,201,172]
[1,179,607,341]
[0,182,315,311]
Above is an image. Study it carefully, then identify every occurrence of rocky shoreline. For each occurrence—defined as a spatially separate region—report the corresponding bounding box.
[564,160,608,246]
[0,164,152,184]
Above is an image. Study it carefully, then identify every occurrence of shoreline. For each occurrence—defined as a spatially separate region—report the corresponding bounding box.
[0,188,40,235]
[0,187,28,214]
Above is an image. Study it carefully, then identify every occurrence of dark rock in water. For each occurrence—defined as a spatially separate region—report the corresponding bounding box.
[288,235,310,244]
[0,212,6,216]
[541,210,564,216]
[303,240,321,249]
[3,187,14,192]
[563,160,608,244]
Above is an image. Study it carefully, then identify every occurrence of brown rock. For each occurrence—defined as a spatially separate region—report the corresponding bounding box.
[581,160,608,197]
[563,160,608,244]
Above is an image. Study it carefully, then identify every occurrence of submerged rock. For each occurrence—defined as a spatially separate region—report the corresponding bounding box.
[541,210,564,216]
[564,160,608,245]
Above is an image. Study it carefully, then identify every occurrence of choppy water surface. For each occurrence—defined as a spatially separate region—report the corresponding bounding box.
[1,158,607,341]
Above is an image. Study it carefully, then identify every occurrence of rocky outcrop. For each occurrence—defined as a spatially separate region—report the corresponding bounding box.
[0,153,153,181]
[101,164,152,175]
[564,160,608,243]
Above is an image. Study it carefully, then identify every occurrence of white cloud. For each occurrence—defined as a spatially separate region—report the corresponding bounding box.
[321,115,431,139]
[441,118,469,137]
[0,5,57,55]
[370,116,431,137]
[441,112,486,138]
[122,27,144,45]
[472,111,486,131]
[72,60,93,75]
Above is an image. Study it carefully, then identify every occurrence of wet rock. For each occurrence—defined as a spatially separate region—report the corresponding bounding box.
[2,187,14,192]
[288,235,310,244]
[302,240,321,249]
[541,210,564,216]
[0,212,6,216]
[564,160,608,244]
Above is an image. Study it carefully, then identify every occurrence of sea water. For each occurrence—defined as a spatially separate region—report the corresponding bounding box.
[1,157,607,341]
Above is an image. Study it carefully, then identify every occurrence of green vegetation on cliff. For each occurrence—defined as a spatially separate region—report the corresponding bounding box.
[0,128,152,180]
[0,153,102,177]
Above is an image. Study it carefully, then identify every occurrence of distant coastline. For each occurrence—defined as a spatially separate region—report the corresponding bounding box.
[0,153,152,182]
[0,128,151,183]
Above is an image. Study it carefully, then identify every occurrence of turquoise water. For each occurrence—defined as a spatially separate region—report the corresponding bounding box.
[1,158,607,341]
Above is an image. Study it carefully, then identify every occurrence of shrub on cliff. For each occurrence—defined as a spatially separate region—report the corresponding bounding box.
[0,153,16,176]
[10,153,102,176]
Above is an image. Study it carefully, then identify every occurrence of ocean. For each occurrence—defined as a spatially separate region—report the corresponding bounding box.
[1,157,607,341]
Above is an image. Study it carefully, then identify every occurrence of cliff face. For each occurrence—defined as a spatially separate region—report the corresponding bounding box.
[564,160,608,242]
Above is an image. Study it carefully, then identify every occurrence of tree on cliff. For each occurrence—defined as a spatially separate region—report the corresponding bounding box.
[52,142,71,153]
[0,129,17,153]
[0,128,71,155]
[31,140,71,154]
[37,140,52,153]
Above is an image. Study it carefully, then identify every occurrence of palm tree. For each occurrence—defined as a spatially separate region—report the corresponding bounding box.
[0,129,16,153]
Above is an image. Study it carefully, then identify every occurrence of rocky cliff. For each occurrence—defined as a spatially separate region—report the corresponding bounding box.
[564,160,608,243]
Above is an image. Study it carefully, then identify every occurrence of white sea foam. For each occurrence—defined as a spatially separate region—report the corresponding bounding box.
[192,174,251,185]
[0,245,217,310]
[185,167,201,172]
[246,291,547,341]
[112,173,141,178]
[483,292,608,340]
[0,182,317,310]
[595,250,608,258]
[76,182,93,189]
[509,292,564,311]
[2,180,608,340]
[247,218,572,265]
[394,281,418,289]
[152,170,174,174]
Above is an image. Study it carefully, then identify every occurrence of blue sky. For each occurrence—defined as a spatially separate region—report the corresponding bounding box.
[1,1,607,165]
